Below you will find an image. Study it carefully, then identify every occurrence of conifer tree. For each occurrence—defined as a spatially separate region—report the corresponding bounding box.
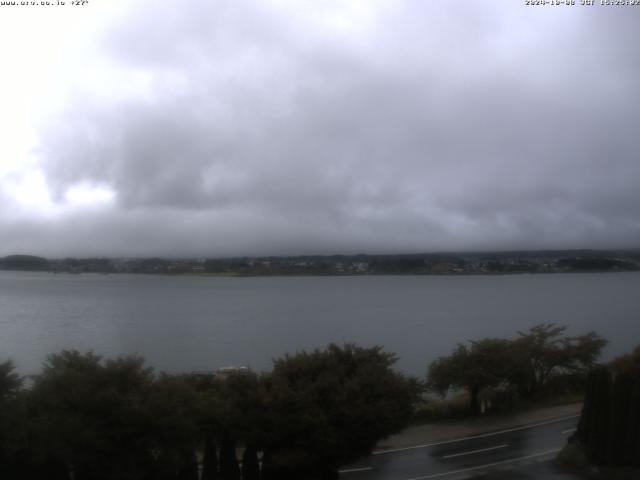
[219,435,240,480]
[242,445,260,480]
[201,430,218,480]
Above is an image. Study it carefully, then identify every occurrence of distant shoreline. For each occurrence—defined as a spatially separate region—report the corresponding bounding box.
[1,268,638,279]
[1,250,639,277]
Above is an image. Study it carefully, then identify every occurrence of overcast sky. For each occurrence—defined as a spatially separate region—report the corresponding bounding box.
[1,0,639,257]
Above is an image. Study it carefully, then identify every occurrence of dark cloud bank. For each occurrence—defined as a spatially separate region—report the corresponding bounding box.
[4,0,640,257]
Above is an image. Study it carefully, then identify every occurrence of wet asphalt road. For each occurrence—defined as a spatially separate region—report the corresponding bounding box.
[339,416,581,480]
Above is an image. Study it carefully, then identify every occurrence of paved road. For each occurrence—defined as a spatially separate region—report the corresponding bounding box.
[339,416,580,480]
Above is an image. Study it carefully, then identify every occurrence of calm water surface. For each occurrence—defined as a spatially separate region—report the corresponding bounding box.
[1,271,639,376]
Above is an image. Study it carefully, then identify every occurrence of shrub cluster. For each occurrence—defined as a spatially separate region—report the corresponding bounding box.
[0,344,419,480]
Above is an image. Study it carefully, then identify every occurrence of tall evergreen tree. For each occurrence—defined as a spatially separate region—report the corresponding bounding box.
[574,364,640,466]
[241,445,260,480]
[219,435,240,480]
[630,381,640,467]
[201,429,218,480]
[177,450,199,480]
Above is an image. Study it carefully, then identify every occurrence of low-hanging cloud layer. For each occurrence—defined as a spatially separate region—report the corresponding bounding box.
[1,0,639,257]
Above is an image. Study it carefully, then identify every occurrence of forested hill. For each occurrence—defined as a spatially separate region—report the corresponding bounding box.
[0,255,49,271]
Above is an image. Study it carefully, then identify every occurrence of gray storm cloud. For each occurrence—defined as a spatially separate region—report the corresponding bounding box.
[5,0,639,257]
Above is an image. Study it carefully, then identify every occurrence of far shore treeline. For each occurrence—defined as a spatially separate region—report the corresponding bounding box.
[1,324,622,479]
[1,249,640,276]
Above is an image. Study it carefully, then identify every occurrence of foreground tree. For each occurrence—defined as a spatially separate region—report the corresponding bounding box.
[242,445,260,480]
[219,434,240,480]
[260,344,419,479]
[2,344,418,479]
[574,345,640,468]
[145,373,202,479]
[515,324,607,397]
[192,368,264,480]
[427,325,608,414]
[427,339,519,415]
[0,360,22,399]
[610,345,640,377]
[201,428,218,480]
[26,351,159,479]
[0,360,25,478]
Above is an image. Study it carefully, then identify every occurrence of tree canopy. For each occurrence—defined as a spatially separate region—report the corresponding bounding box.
[427,324,607,414]
[610,345,640,377]
[0,360,22,400]
[515,324,607,396]
[0,344,418,480]
[260,344,419,479]
[427,339,519,414]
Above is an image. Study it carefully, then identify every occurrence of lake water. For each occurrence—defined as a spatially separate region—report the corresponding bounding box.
[1,271,639,377]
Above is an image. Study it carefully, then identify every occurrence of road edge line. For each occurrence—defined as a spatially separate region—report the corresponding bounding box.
[404,448,562,480]
[373,414,579,455]
[441,443,508,459]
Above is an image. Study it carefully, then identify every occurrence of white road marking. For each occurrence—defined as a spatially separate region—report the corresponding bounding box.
[373,414,579,455]
[338,467,373,474]
[441,444,508,459]
[561,428,577,434]
[403,448,562,480]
